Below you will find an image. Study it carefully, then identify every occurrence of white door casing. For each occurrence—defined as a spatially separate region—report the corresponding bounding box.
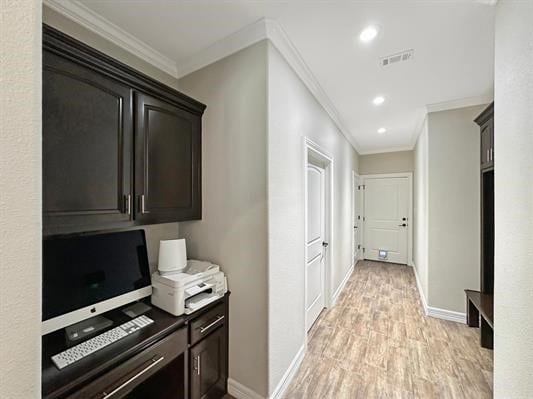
[306,164,326,331]
[352,172,361,265]
[363,175,410,264]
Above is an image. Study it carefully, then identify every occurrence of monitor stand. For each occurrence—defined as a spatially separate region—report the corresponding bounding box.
[65,315,113,343]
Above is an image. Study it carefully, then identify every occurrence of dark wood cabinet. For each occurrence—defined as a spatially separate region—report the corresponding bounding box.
[42,294,230,399]
[43,25,206,235]
[135,93,202,224]
[477,103,494,170]
[190,327,227,399]
[466,102,494,349]
[43,51,134,235]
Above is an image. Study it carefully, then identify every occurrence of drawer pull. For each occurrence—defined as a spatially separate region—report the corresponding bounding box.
[102,355,164,398]
[199,315,224,334]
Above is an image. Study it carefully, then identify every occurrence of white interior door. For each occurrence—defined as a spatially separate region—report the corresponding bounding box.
[306,164,326,331]
[363,177,409,264]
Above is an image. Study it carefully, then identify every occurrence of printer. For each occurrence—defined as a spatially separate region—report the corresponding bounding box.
[150,239,227,316]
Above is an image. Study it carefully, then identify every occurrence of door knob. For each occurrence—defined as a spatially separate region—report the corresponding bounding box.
[398,223,407,227]
[322,242,329,248]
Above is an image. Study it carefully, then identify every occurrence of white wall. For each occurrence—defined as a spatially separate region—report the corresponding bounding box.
[267,43,359,395]
[0,1,42,397]
[427,105,484,313]
[178,42,270,397]
[494,1,533,397]
[413,118,429,301]
[359,150,414,175]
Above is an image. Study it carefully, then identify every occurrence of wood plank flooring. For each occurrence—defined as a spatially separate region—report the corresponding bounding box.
[284,261,493,399]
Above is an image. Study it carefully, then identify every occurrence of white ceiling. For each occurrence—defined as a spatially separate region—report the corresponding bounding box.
[69,0,495,154]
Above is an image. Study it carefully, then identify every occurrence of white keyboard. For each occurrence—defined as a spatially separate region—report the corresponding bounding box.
[52,315,154,370]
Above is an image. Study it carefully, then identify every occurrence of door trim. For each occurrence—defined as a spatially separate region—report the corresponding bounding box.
[352,171,361,267]
[360,172,413,266]
[304,137,334,333]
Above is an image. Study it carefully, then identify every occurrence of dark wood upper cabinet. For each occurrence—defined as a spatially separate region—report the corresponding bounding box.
[190,327,227,399]
[42,25,205,235]
[43,51,133,235]
[476,103,494,170]
[135,93,201,223]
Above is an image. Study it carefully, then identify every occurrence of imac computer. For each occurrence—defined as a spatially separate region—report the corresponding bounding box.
[42,230,152,336]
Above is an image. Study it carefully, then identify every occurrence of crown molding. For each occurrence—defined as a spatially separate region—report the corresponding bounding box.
[264,19,362,154]
[43,0,179,78]
[358,145,416,156]
[178,18,361,153]
[177,18,268,79]
[425,93,493,113]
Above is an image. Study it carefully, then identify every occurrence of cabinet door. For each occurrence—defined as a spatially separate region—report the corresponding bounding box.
[43,51,133,235]
[190,328,227,399]
[135,93,201,223]
[480,120,494,170]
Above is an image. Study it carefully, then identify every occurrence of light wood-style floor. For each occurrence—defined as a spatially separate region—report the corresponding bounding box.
[284,261,493,399]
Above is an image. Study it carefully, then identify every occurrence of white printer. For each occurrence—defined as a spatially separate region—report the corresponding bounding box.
[150,239,227,316]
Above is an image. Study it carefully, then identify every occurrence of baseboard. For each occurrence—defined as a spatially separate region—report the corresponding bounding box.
[228,379,265,399]
[331,263,355,306]
[270,344,305,399]
[427,306,466,324]
[411,262,428,316]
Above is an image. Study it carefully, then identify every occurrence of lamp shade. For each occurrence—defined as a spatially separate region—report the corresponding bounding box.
[158,239,187,274]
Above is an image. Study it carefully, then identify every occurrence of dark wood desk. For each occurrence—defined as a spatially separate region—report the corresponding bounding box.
[42,293,229,399]
[465,289,493,349]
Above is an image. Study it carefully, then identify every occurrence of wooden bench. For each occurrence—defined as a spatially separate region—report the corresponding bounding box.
[465,289,493,349]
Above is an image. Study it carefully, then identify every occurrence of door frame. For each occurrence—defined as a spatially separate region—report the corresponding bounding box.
[352,171,362,266]
[360,172,413,266]
[304,137,334,333]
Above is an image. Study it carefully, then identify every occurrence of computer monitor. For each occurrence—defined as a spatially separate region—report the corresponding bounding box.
[42,230,152,335]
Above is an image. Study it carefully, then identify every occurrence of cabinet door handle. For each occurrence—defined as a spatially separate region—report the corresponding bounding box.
[140,194,146,214]
[197,355,201,376]
[102,355,164,398]
[486,149,489,163]
[125,194,131,215]
[490,147,493,161]
[199,315,225,334]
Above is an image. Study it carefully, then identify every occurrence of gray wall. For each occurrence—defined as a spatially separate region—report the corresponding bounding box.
[359,150,414,175]
[0,1,42,397]
[178,42,270,397]
[267,42,359,395]
[494,1,533,396]
[427,105,484,313]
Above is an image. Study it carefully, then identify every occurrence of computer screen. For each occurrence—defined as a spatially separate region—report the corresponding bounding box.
[42,230,151,323]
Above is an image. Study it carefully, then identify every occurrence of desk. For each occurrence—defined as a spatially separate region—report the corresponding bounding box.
[42,293,229,399]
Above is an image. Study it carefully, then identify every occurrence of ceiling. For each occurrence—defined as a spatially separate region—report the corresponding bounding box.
[65,1,495,154]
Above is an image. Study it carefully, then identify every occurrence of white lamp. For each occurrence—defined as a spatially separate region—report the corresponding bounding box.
[158,239,187,275]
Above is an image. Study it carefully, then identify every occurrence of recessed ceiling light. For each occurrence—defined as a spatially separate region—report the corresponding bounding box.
[372,96,385,106]
[359,25,379,43]
[377,127,387,134]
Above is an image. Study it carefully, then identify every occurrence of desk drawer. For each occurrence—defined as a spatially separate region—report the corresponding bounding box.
[68,327,187,399]
[190,303,225,346]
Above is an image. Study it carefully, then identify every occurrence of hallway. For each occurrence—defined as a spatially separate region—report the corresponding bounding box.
[284,261,493,398]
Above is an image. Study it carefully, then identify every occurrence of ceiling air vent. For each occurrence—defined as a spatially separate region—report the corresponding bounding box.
[379,49,414,67]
